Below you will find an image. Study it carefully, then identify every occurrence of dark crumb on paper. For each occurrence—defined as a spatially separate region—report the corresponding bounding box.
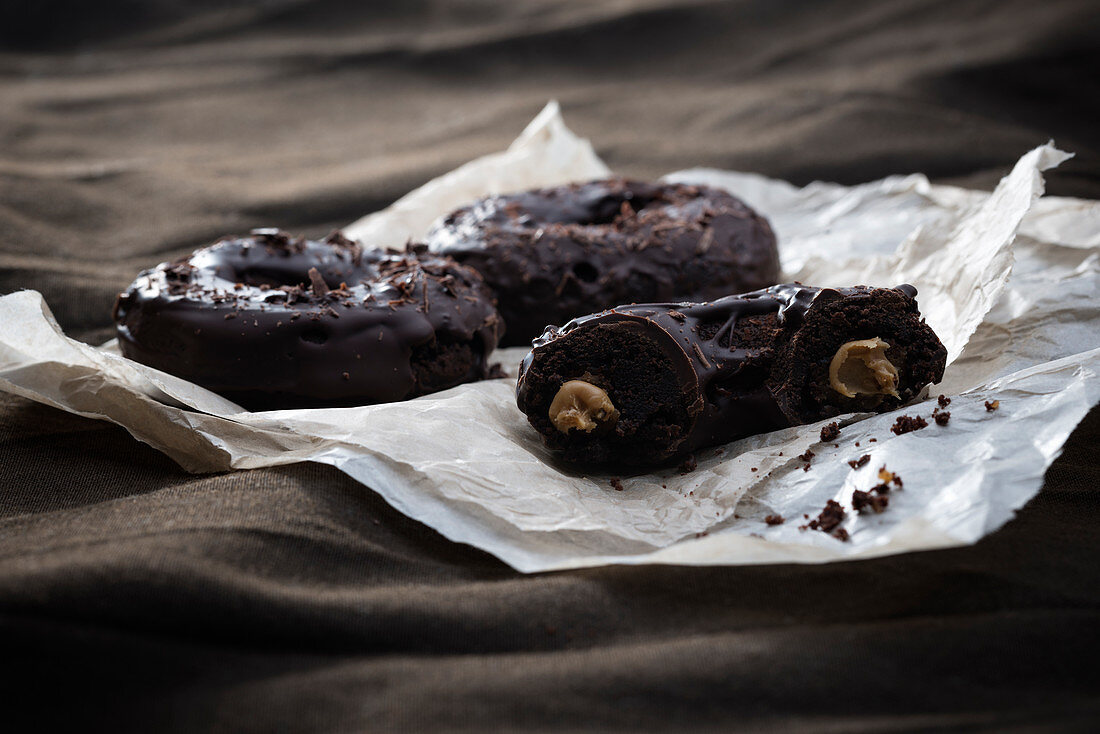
[891,415,928,435]
[751,467,758,472]
[820,422,840,442]
[695,530,709,538]
[869,438,877,442]
[805,500,848,540]
[799,449,815,471]
[933,408,950,426]
[870,483,890,495]
[487,363,508,379]
[678,455,697,474]
[852,489,889,514]
[938,394,951,408]
[714,448,724,457]
[986,399,1000,412]
[855,441,860,447]
[609,478,625,492]
[848,454,871,470]
[765,514,785,525]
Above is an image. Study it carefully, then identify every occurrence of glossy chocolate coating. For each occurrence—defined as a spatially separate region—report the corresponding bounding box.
[426,179,780,346]
[516,284,947,466]
[114,230,503,410]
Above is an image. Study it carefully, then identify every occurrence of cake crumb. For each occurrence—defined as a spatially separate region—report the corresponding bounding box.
[799,449,815,471]
[891,415,928,435]
[807,500,848,540]
[938,394,951,408]
[852,489,889,514]
[678,455,697,474]
[609,478,625,492]
[933,408,950,426]
[869,438,877,442]
[764,514,785,525]
[985,400,1000,412]
[820,422,840,442]
[877,466,903,489]
[848,454,871,470]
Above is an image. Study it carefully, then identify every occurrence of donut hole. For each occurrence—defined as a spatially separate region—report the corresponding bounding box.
[624,272,658,302]
[572,262,599,283]
[580,192,658,225]
[300,327,328,345]
[230,261,348,290]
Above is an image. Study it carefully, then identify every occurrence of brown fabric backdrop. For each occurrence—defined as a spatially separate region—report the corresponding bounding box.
[2,1,1099,731]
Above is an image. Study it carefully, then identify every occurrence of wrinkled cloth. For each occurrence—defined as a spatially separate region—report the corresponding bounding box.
[2,1,1099,731]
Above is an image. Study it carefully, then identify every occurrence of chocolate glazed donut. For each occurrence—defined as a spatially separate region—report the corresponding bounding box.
[114,230,504,410]
[516,284,947,467]
[426,179,780,346]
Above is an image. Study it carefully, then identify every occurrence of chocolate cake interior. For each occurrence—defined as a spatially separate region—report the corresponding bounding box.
[772,289,946,423]
[521,322,694,466]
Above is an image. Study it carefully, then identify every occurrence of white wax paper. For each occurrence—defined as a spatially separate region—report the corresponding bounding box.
[2,102,1098,572]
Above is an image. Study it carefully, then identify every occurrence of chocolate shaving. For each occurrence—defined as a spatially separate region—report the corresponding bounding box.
[308,267,330,297]
[847,454,871,470]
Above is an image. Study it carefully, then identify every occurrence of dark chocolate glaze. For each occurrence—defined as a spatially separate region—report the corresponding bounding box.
[516,283,946,467]
[426,178,780,346]
[114,230,503,410]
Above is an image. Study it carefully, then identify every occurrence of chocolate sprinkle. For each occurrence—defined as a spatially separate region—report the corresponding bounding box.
[848,454,871,470]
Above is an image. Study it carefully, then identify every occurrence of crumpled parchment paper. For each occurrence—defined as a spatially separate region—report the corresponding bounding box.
[2,102,1098,572]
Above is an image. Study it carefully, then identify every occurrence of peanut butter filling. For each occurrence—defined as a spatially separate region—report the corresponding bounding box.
[829,337,900,399]
[549,380,620,433]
